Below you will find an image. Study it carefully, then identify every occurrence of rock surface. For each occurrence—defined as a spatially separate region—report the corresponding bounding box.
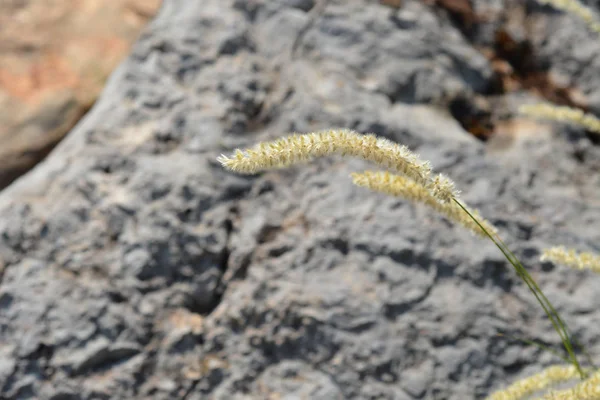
[0,0,599,399]
[0,0,162,190]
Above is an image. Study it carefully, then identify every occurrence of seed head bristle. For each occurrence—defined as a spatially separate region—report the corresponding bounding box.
[217,129,459,203]
[486,365,580,400]
[541,246,600,273]
[350,170,494,237]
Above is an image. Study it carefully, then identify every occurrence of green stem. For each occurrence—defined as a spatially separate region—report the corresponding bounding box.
[495,333,572,365]
[453,199,586,379]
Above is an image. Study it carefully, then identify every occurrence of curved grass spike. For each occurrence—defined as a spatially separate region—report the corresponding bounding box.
[534,0,600,34]
[486,364,581,400]
[350,170,496,237]
[217,129,459,203]
[541,247,600,274]
[486,364,600,400]
[218,129,585,378]
[519,104,600,136]
[540,369,600,400]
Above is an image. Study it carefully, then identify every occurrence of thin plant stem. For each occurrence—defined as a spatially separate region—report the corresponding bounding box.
[496,333,572,365]
[454,199,586,379]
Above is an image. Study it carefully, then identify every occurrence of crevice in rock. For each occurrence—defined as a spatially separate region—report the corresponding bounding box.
[448,95,495,141]
[430,0,591,142]
[426,0,479,38]
[487,27,584,108]
[198,207,237,317]
[132,350,158,397]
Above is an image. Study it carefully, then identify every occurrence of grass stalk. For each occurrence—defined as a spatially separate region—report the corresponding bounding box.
[454,200,586,379]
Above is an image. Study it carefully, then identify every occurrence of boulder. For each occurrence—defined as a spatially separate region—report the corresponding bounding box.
[0,1,598,399]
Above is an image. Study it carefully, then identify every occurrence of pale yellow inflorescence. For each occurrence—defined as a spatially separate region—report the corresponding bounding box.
[217,129,459,203]
[519,104,600,135]
[541,368,600,400]
[541,247,600,274]
[350,170,496,237]
[486,365,580,400]
[535,0,600,33]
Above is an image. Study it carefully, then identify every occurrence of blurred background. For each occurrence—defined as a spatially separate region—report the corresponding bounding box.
[0,0,161,190]
[0,1,599,399]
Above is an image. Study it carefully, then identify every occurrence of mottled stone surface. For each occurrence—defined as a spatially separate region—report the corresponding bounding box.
[0,1,599,399]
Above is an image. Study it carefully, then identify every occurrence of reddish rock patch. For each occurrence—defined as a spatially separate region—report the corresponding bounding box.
[0,0,162,190]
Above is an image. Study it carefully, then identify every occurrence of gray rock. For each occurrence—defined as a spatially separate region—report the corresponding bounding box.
[0,0,599,399]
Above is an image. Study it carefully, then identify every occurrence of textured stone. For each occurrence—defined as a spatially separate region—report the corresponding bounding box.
[0,0,599,399]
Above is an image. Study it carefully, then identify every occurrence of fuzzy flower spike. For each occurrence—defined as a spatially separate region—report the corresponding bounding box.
[519,103,600,135]
[535,0,600,34]
[540,246,600,274]
[217,129,460,203]
[351,170,495,237]
[541,368,600,399]
[485,364,580,400]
